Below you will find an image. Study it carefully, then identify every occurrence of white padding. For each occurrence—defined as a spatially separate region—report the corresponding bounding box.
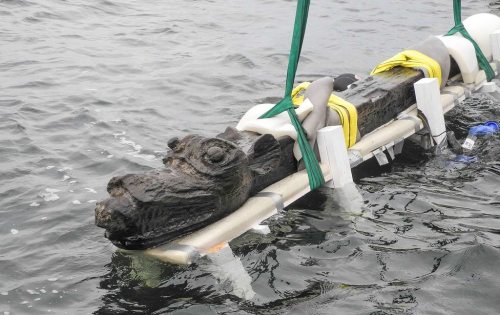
[442,85,465,98]
[475,70,487,86]
[441,85,465,112]
[491,30,500,62]
[474,63,497,86]
[236,99,313,161]
[236,99,312,139]
[440,94,455,113]
[463,13,500,61]
[437,35,479,84]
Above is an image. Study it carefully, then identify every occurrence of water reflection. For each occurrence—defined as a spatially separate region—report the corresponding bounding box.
[96,253,224,314]
[202,246,256,300]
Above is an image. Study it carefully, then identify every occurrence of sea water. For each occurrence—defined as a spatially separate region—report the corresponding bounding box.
[1,1,499,314]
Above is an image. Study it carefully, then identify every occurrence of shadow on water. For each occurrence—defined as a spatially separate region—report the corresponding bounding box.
[96,253,227,314]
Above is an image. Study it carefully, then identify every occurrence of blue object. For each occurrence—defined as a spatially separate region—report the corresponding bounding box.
[469,121,499,136]
[454,155,477,164]
[453,121,498,165]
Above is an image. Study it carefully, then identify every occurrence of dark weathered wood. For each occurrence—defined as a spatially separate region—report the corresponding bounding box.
[341,67,424,136]
[342,57,461,136]
[95,129,295,249]
[217,127,297,195]
[95,64,461,250]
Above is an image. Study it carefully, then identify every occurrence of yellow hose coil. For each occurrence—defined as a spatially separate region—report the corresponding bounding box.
[291,82,358,148]
[370,49,442,86]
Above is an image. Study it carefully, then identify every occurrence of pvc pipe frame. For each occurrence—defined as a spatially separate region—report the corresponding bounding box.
[142,67,496,265]
[139,31,500,266]
[142,66,496,265]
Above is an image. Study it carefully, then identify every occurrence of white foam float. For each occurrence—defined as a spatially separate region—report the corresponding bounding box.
[463,13,500,61]
[437,35,479,84]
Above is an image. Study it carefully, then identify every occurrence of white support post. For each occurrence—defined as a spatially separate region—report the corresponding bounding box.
[206,245,256,300]
[490,30,500,63]
[414,78,447,147]
[317,126,353,188]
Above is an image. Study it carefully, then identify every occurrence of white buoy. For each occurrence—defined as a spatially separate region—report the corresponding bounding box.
[414,78,447,147]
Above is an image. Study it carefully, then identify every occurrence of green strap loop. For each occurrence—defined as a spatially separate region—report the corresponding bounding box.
[259,0,325,190]
[446,0,495,81]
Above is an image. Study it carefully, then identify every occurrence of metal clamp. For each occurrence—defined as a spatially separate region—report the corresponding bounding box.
[372,148,389,166]
[348,149,363,167]
[394,138,404,155]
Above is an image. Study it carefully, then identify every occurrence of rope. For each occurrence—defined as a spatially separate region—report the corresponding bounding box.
[258,0,324,190]
[446,0,494,81]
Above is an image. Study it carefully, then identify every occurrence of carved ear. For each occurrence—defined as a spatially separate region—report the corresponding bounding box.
[248,134,281,175]
[217,126,242,143]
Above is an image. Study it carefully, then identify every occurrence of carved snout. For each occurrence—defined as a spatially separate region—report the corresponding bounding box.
[95,196,135,234]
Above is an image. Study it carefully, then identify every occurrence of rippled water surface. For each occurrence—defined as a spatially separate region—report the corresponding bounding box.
[1,0,500,314]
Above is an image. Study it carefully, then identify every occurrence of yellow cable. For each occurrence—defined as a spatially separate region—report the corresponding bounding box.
[328,94,358,147]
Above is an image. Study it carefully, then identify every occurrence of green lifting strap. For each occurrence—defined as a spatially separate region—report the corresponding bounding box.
[446,0,495,81]
[258,0,325,190]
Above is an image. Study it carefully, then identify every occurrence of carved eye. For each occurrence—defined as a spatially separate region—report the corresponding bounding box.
[206,146,225,163]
